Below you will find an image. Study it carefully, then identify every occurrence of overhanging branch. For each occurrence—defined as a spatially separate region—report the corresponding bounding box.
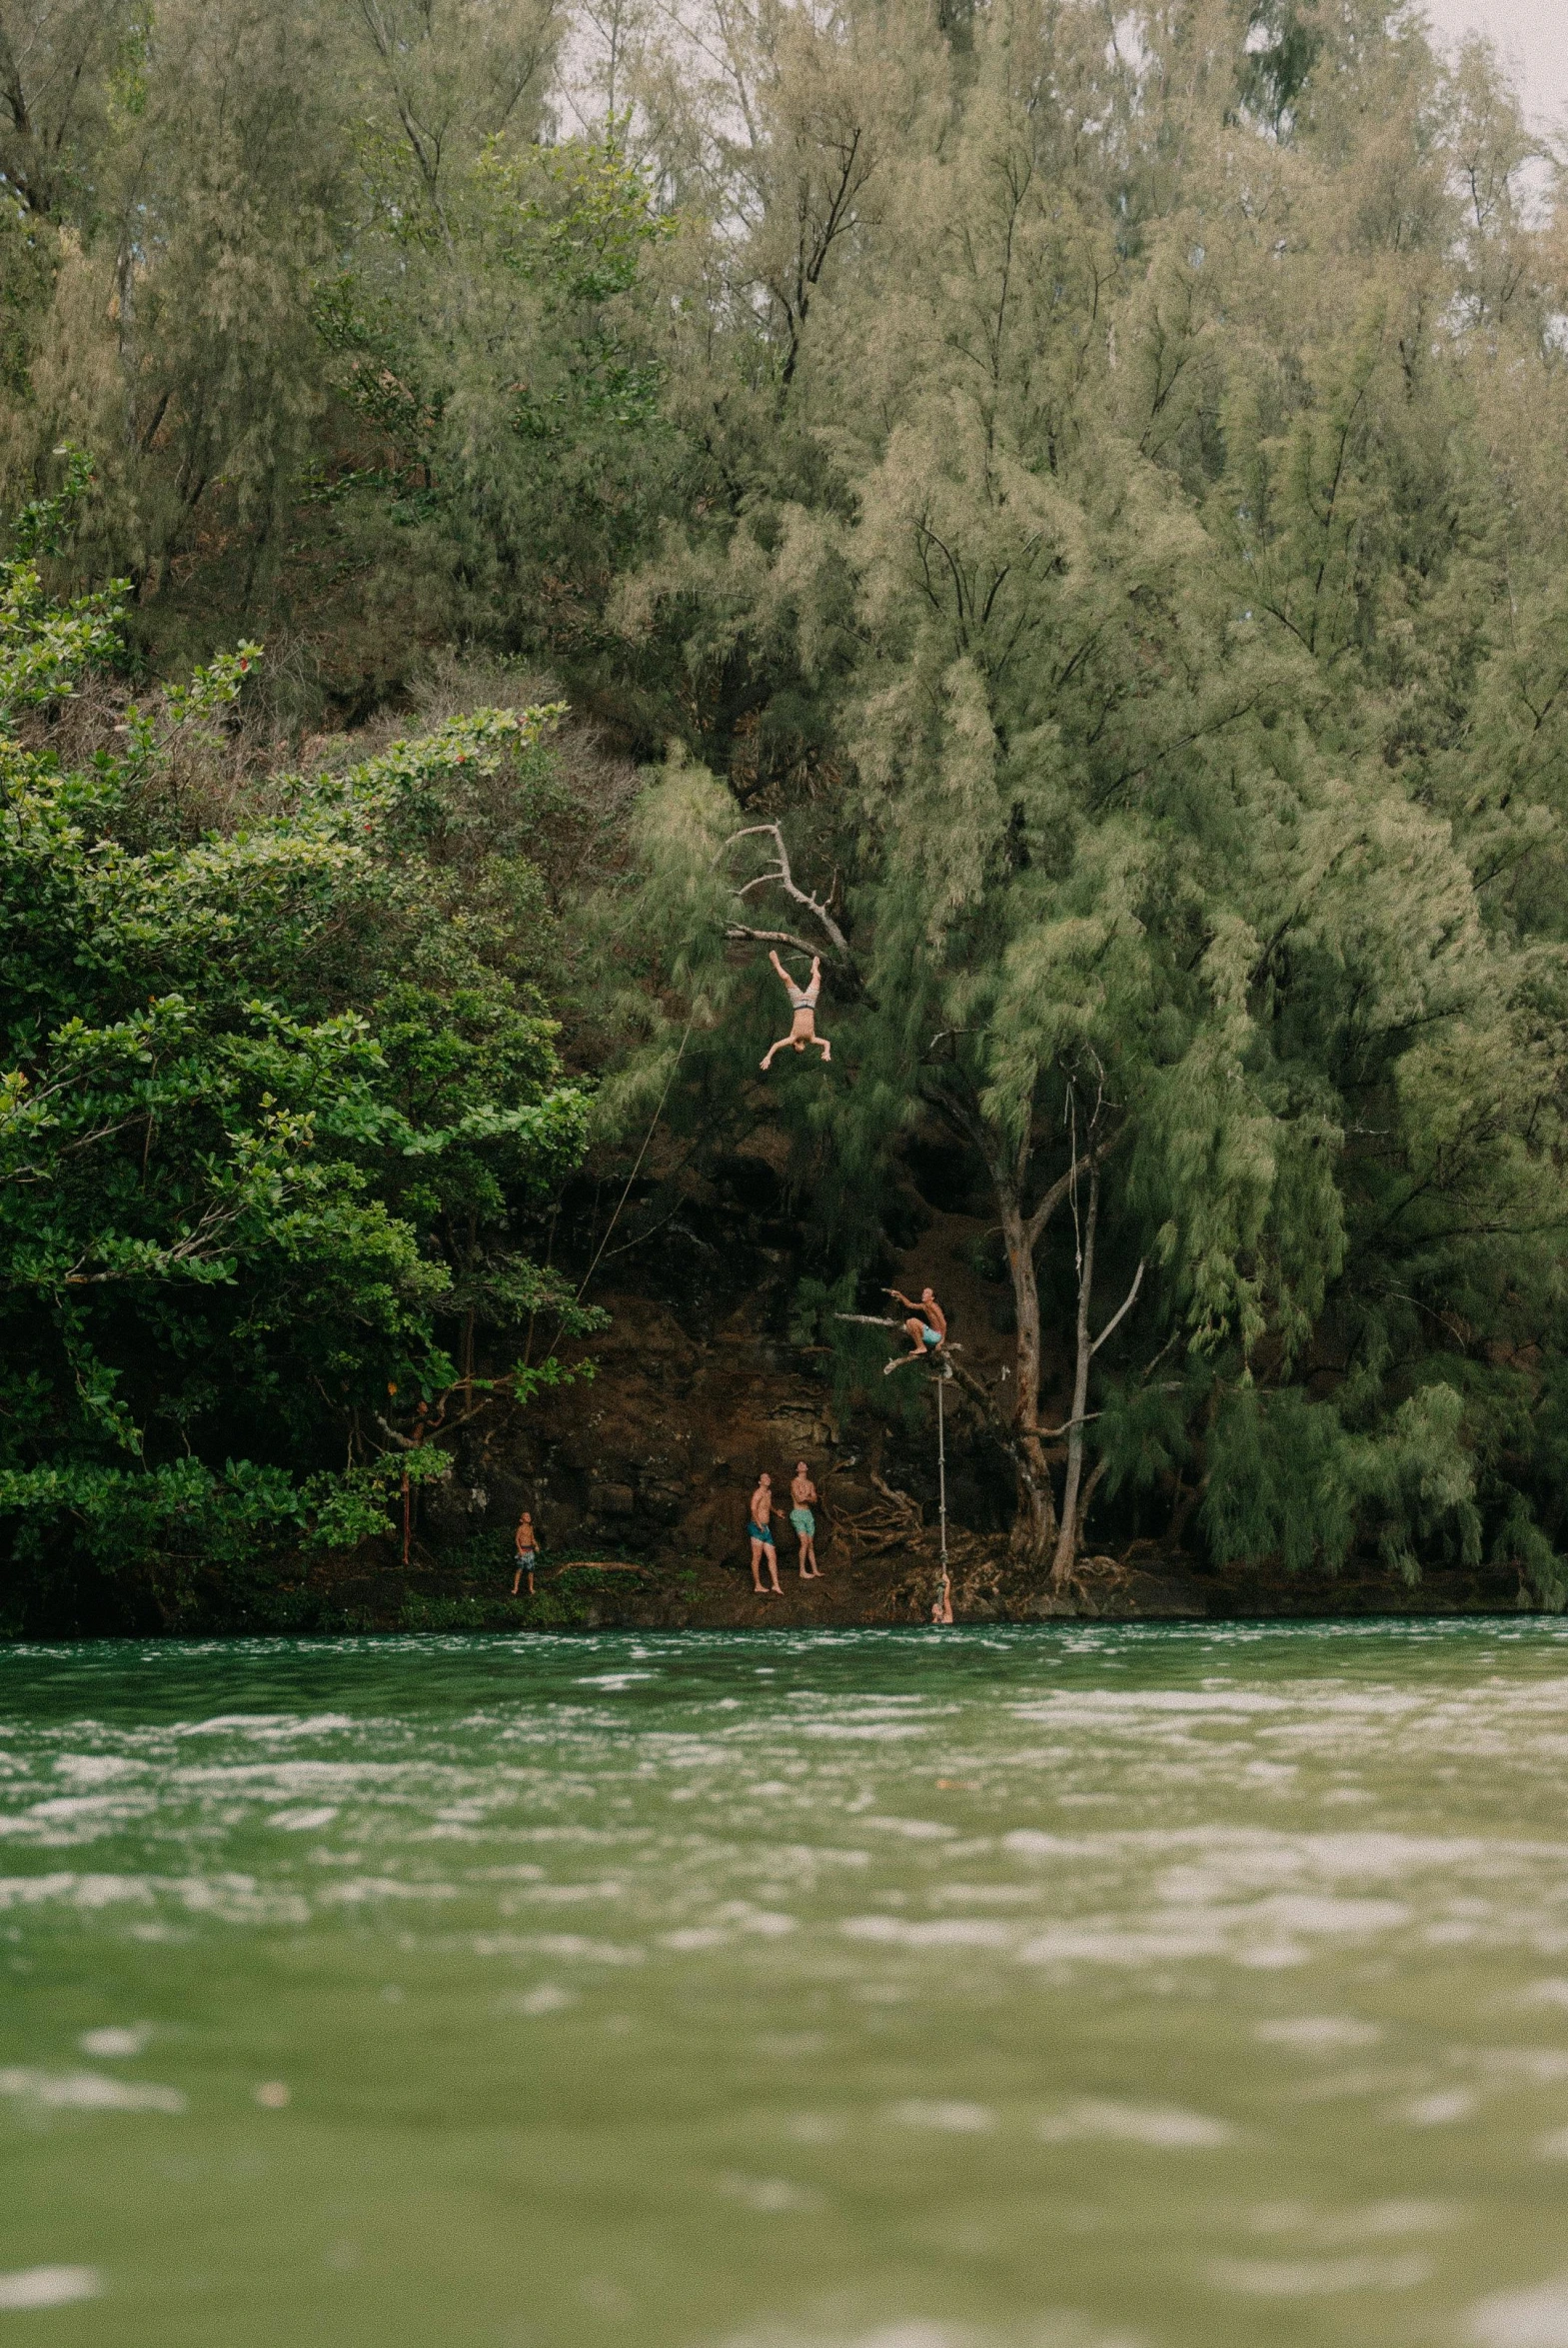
[720,821,848,957]
[1090,1257,1144,1355]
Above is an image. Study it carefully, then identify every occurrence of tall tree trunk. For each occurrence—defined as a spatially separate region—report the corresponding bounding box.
[1051,1162,1099,1583]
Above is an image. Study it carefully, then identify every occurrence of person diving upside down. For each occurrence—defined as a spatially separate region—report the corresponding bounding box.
[761,952,832,1070]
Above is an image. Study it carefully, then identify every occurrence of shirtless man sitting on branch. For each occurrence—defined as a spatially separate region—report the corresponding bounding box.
[884,1285,947,1371]
[761,952,831,1071]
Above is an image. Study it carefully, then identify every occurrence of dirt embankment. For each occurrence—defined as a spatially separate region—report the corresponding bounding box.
[294,1173,1527,1632]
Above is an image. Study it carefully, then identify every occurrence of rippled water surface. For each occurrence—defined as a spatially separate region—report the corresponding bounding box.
[5,1623,1568,2347]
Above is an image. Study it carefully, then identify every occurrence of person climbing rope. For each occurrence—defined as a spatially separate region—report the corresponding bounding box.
[931,1568,953,1625]
[761,951,831,1071]
[883,1286,947,1372]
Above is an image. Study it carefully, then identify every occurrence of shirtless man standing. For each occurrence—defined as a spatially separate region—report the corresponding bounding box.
[885,1285,947,1370]
[748,1471,784,1596]
[788,1460,820,1578]
[511,1509,540,1595]
[761,952,832,1071]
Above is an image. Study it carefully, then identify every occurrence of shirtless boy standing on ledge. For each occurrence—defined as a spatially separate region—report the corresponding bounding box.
[749,1471,784,1596]
[789,1460,820,1578]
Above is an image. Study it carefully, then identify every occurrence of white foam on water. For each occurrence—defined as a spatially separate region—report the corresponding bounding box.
[511,1880,625,1902]
[1351,2199,1460,2235]
[1402,2090,1479,2125]
[0,2266,103,2310]
[711,2319,1143,2347]
[169,1875,310,1926]
[1,1792,155,1842]
[0,2068,185,2113]
[1254,2017,1382,2050]
[844,1918,1015,1949]
[1210,2254,1430,2294]
[859,1817,959,1840]
[267,1805,339,1830]
[465,1933,645,1962]
[52,1755,142,1785]
[0,1873,128,1910]
[717,2327,972,2348]
[175,1712,357,1738]
[799,1725,933,1741]
[172,1759,418,1790]
[1479,2049,1568,2083]
[1016,1887,1409,1971]
[1244,2198,1458,2239]
[731,1910,797,1936]
[1468,2277,1568,2346]
[1014,1691,1290,1717]
[77,2027,151,2058]
[1017,1922,1229,1965]
[507,1985,576,2015]
[928,1885,1040,1907]
[317,1878,458,1904]
[717,2174,825,2213]
[1038,2100,1234,2148]
[887,2101,996,2132]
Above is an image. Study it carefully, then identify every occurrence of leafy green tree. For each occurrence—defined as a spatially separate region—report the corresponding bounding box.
[312,119,680,680]
[602,0,1568,1597]
[0,461,595,1623]
[8,0,1568,1614]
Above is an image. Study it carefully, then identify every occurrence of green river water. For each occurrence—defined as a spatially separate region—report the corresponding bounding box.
[3,1622,1568,2348]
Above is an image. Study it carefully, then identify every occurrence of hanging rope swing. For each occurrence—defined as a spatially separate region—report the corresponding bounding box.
[834,1305,954,1622]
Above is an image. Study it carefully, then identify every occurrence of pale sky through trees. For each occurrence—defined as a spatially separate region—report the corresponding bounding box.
[1421,0,1567,124]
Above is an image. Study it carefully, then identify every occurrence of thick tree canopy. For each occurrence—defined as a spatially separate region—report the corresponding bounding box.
[5,0,1568,1610]
[0,466,595,1624]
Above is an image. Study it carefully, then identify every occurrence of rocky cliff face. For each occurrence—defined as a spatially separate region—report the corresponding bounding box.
[428,1142,1025,1601]
[384,1148,1525,1628]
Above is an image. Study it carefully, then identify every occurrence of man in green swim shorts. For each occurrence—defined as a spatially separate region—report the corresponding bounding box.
[749,1471,784,1597]
[789,1460,821,1579]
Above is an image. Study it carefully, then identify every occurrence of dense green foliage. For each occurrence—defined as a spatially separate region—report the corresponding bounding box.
[5,0,1568,1605]
[0,467,594,1624]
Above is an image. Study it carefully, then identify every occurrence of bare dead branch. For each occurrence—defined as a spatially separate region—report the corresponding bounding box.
[725,923,828,957]
[1090,1257,1145,1355]
[720,821,848,955]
